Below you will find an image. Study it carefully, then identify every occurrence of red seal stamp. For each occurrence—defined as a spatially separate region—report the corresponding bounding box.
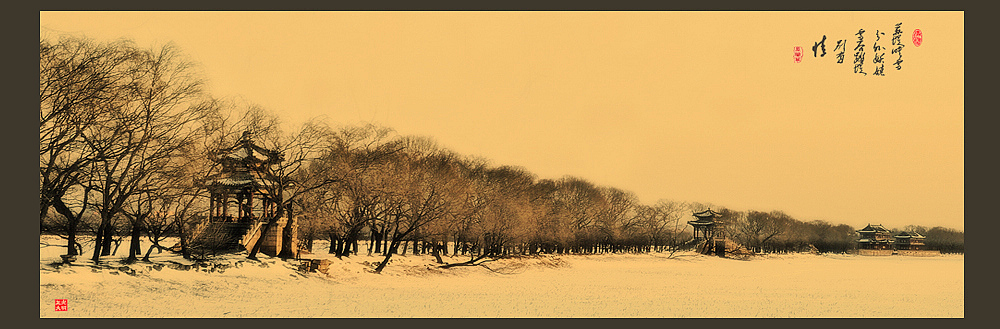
[793,46,803,63]
[912,29,923,47]
[55,299,68,312]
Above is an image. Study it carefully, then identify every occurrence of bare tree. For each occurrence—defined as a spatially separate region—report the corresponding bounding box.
[79,42,205,262]
[377,149,468,272]
[726,210,790,254]
[637,200,689,256]
[315,124,403,258]
[40,35,140,256]
[552,176,605,253]
[595,186,639,253]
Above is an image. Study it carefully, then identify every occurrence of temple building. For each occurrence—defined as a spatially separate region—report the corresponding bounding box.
[893,231,926,250]
[856,224,894,250]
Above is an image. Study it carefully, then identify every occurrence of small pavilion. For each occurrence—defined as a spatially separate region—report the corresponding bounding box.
[205,131,283,223]
[194,131,295,257]
[688,208,724,241]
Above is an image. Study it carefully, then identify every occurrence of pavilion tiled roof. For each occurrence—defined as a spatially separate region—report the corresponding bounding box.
[692,209,722,218]
[212,131,284,165]
[688,208,722,226]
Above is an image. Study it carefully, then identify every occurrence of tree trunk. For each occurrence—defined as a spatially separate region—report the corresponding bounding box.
[328,232,339,254]
[401,240,408,256]
[278,217,296,259]
[382,228,390,255]
[432,241,444,264]
[439,253,490,269]
[374,239,400,274]
[91,221,107,262]
[142,244,157,262]
[178,219,191,259]
[101,221,114,256]
[111,238,122,256]
[126,221,142,262]
[52,198,80,256]
[442,235,449,256]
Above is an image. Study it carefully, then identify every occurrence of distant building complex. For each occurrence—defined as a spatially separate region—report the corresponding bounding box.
[856,224,894,250]
[856,224,937,256]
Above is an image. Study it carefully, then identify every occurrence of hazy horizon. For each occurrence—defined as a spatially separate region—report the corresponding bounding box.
[40,11,964,231]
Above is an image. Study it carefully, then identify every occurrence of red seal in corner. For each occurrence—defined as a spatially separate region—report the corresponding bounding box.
[912,29,923,47]
[55,299,68,311]
[793,46,803,63]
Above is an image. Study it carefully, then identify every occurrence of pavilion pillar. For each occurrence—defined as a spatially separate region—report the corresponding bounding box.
[222,193,229,220]
[263,197,269,217]
[236,194,243,221]
[248,190,254,220]
[209,193,215,221]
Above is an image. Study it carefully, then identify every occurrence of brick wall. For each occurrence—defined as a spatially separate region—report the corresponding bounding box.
[857,249,893,256]
[896,250,941,257]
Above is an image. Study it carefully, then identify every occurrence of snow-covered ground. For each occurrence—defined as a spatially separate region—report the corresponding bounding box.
[39,235,964,318]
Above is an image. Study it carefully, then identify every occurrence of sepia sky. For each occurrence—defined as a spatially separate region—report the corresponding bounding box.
[39,11,964,230]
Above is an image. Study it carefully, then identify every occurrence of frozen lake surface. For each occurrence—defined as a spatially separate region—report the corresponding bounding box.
[39,235,963,317]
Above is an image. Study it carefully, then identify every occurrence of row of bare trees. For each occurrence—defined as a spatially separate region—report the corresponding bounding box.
[40,33,214,262]
[40,34,962,271]
[281,126,702,272]
[712,209,857,254]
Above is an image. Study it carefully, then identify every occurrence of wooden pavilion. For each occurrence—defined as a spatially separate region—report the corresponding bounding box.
[688,208,724,241]
[688,208,734,257]
[194,131,296,256]
[205,131,283,223]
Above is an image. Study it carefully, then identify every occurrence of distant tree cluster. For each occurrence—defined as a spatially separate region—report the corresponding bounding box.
[40,33,964,271]
[715,209,859,254]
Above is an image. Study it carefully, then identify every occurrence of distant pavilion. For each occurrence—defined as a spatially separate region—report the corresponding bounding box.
[688,208,724,241]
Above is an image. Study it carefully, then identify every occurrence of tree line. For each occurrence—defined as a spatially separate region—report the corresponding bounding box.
[40,34,964,272]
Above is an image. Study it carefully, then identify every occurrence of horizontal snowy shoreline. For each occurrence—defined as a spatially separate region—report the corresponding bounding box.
[40,235,963,318]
